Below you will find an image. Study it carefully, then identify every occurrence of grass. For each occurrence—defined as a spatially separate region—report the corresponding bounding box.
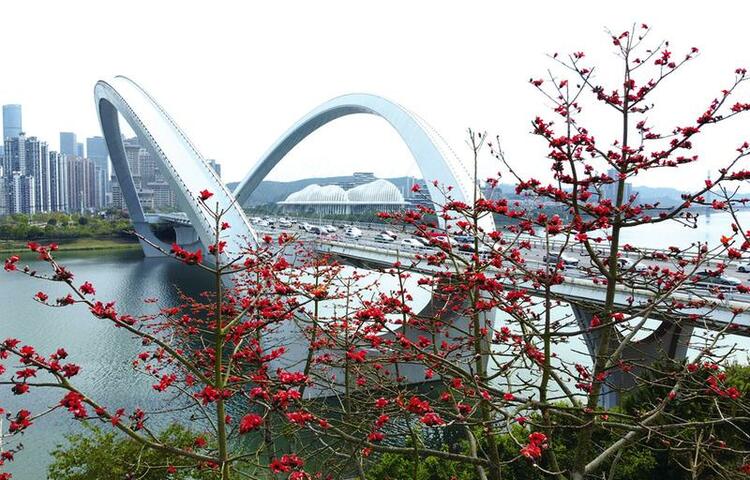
[0,237,141,254]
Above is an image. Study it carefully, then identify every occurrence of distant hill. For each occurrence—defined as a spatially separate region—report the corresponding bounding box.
[225,178,686,207]
[628,185,684,206]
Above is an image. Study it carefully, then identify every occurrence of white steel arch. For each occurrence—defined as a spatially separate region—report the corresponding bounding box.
[95,76,256,256]
[234,93,494,233]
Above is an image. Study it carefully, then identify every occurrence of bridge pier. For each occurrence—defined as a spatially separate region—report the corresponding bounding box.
[382,280,495,384]
[570,304,694,408]
[174,225,199,245]
[132,221,172,257]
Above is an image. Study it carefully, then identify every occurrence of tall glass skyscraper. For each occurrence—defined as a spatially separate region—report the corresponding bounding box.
[59,132,77,157]
[87,136,109,206]
[2,104,22,141]
[86,136,108,171]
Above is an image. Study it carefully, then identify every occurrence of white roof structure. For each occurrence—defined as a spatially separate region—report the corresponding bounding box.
[280,179,406,205]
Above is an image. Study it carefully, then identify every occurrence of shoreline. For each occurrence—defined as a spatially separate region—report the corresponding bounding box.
[0,238,141,255]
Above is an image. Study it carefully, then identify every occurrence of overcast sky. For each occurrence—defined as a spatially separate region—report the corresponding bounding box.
[2,1,750,190]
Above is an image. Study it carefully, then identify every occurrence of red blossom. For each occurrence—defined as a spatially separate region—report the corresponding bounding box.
[239,413,264,433]
[79,282,96,295]
[198,189,214,201]
[520,432,548,460]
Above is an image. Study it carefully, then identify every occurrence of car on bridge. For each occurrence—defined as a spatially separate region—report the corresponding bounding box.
[374,233,396,243]
[414,237,432,248]
[693,271,742,291]
[457,242,491,255]
[617,257,647,273]
[380,230,399,240]
[738,262,750,273]
[454,234,475,243]
[345,227,363,238]
[401,238,428,249]
[432,235,457,249]
[543,252,579,267]
[323,225,338,234]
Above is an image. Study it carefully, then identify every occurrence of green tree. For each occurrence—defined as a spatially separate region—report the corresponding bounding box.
[48,423,218,480]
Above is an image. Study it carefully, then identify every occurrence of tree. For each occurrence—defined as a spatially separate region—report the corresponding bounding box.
[48,423,217,480]
[2,24,750,480]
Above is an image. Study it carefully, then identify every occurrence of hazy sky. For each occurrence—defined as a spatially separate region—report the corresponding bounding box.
[2,1,750,190]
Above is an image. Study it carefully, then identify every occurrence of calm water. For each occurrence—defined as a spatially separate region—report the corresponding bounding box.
[0,250,216,478]
[2,211,750,478]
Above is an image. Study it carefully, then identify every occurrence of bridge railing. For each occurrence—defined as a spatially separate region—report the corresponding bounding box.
[313,239,750,317]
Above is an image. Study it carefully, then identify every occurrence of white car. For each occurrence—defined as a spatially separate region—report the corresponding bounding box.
[380,230,398,239]
[401,238,424,249]
[543,252,579,266]
[618,257,646,273]
[432,235,457,248]
[323,225,338,233]
[413,237,432,248]
[694,271,742,291]
[738,262,750,273]
[374,233,396,243]
[345,227,363,238]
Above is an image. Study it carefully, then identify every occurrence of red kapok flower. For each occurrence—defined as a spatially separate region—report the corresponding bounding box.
[80,282,96,295]
[198,189,214,201]
[239,413,264,434]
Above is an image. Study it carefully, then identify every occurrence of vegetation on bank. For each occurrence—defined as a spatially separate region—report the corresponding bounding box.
[0,211,135,241]
[0,237,139,254]
[48,424,216,480]
[47,365,750,480]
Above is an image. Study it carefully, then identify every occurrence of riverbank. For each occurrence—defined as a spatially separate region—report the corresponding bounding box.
[0,237,141,254]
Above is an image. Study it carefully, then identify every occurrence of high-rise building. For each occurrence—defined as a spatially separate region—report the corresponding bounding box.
[111,175,123,209]
[0,176,5,215]
[86,136,108,173]
[2,104,22,141]
[1,135,54,214]
[87,136,109,207]
[59,132,77,157]
[76,142,84,158]
[9,173,35,214]
[49,151,69,212]
[67,156,99,213]
[112,137,176,212]
[603,168,633,204]
[2,135,36,214]
[24,136,49,212]
[207,159,221,178]
[3,135,26,176]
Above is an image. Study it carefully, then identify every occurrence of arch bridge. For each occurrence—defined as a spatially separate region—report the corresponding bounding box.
[95,77,737,404]
[95,76,491,259]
